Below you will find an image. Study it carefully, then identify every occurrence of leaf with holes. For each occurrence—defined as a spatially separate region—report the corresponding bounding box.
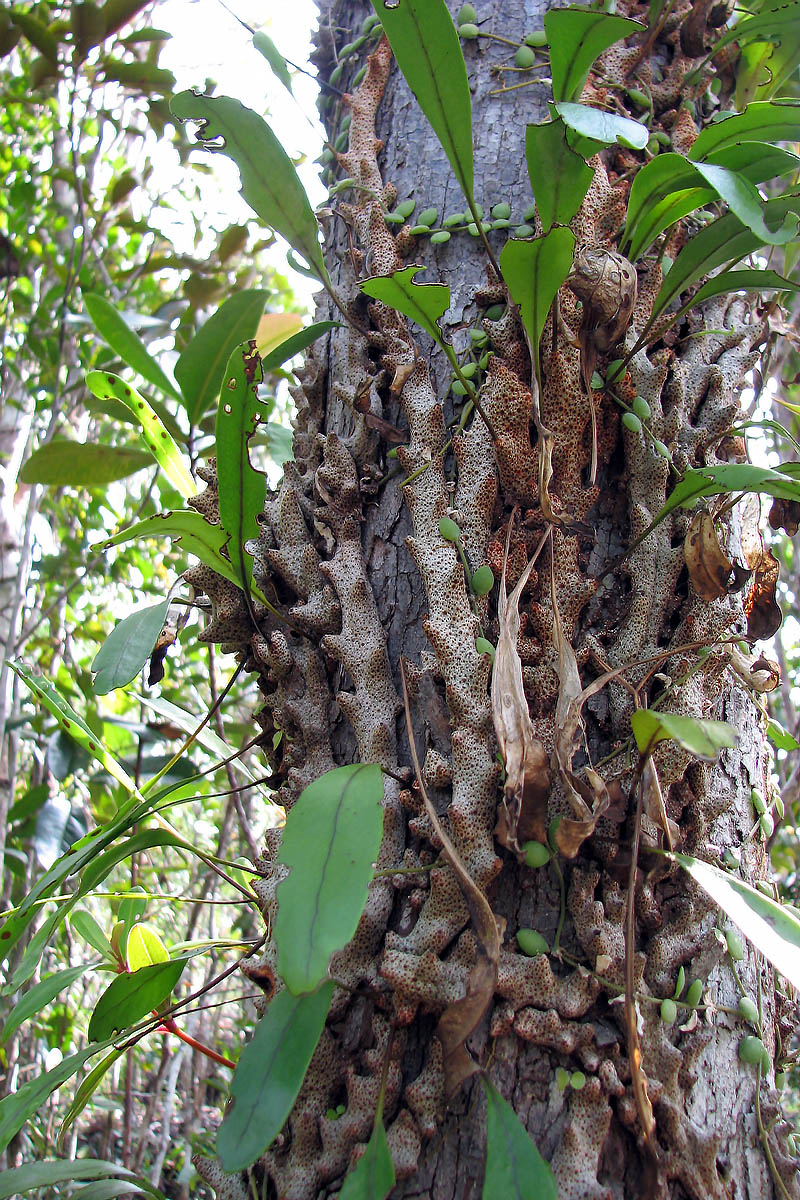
[545,6,643,103]
[175,290,270,424]
[85,373,195,498]
[482,1077,557,1199]
[555,101,648,152]
[170,92,327,281]
[670,853,800,991]
[525,119,593,231]
[83,293,181,400]
[216,342,267,595]
[88,956,189,1040]
[19,441,154,487]
[500,228,575,387]
[360,266,450,349]
[91,599,171,695]
[217,980,334,1171]
[631,710,737,760]
[274,764,384,995]
[690,100,800,160]
[371,0,473,203]
[338,1114,395,1200]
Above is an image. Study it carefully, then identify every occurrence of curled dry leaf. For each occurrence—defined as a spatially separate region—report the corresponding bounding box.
[641,758,675,852]
[725,643,780,694]
[769,496,800,536]
[744,546,782,641]
[684,512,732,602]
[491,518,552,856]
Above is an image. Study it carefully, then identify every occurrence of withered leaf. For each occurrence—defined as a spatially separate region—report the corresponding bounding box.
[744,547,782,641]
[769,497,800,536]
[684,512,732,602]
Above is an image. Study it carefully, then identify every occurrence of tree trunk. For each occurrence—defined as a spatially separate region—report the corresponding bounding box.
[193,2,800,1197]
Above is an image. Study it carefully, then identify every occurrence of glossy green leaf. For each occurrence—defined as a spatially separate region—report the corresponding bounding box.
[670,853,800,992]
[83,293,181,400]
[275,764,384,995]
[655,463,800,526]
[260,319,339,372]
[217,981,334,1172]
[170,91,327,281]
[85,373,195,498]
[482,1078,557,1200]
[88,956,189,1040]
[0,964,87,1042]
[690,100,800,161]
[174,290,269,424]
[0,1041,113,1154]
[691,160,796,245]
[660,269,800,336]
[91,598,171,695]
[57,1049,125,1147]
[0,1157,163,1199]
[631,710,737,760]
[216,342,267,595]
[703,142,800,187]
[499,228,575,387]
[64,1182,154,1200]
[338,1115,395,1200]
[253,31,292,93]
[19,440,153,487]
[70,910,116,960]
[360,266,450,348]
[370,0,473,202]
[766,718,800,752]
[525,119,593,231]
[545,6,642,103]
[555,101,648,151]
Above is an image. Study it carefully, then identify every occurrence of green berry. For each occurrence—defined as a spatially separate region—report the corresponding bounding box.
[458,22,479,38]
[409,224,431,235]
[517,928,549,957]
[475,637,495,662]
[653,439,671,458]
[685,979,702,1008]
[775,795,785,820]
[760,812,775,839]
[339,41,356,58]
[776,1071,787,1090]
[352,65,367,85]
[395,198,416,218]
[439,516,461,543]
[473,203,484,218]
[479,352,491,369]
[443,212,465,227]
[523,840,550,868]
[418,207,438,226]
[491,202,511,219]
[632,396,651,421]
[660,998,677,1024]
[738,1035,767,1067]
[384,211,404,224]
[627,87,651,109]
[556,1066,570,1091]
[673,966,685,998]
[647,136,661,155]
[514,224,535,237]
[738,995,759,1024]
[622,412,642,434]
[570,1071,586,1090]
[430,230,451,245]
[606,358,625,382]
[515,45,536,68]
[471,564,495,595]
[654,129,671,145]
[361,12,381,32]
[524,29,548,47]
[457,3,477,22]
[726,929,744,961]
[329,63,344,86]
[469,328,488,344]
[591,371,604,389]
[750,788,766,814]
[492,219,512,229]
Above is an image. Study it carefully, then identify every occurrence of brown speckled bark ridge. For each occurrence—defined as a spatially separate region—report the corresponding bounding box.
[190,1,800,1197]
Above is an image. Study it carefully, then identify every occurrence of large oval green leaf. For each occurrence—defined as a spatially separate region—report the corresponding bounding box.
[0,1157,164,1199]
[274,763,384,995]
[217,981,334,1172]
[482,1077,557,1199]
[19,440,153,487]
[91,598,171,695]
[174,289,270,424]
[525,119,593,232]
[88,956,189,1041]
[690,100,800,161]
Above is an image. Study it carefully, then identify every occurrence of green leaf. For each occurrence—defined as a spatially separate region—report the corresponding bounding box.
[766,718,800,752]
[170,92,327,281]
[216,342,267,595]
[58,1049,125,1147]
[260,319,339,372]
[482,1077,557,1200]
[691,159,797,245]
[83,294,181,400]
[670,853,800,992]
[253,31,293,93]
[630,710,737,760]
[499,228,575,387]
[659,268,799,336]
[545,6,642,103]
[555,101,649,151]
[0,1157,164,1199]
[690,100,800,161]
[70,910,116,960]
[703,142,800,187]
[338,1116,396,1200]
[19,440,154,487]
[67,1182,154,1200]
[525,119,593,232]
[174,290,269,424]
[126,922,169,969]
[0,1041,113,1154]
[91,599,171,695]
[85,373,196,499]
[360,266,450,348]
[0,964,88,1042]
[88,956,189,1041]
[708,0,800,60]
[217,981,334,1172]
[655,463,800,525]
[261,421,294,465]
[275,764,384,995]
[370,0,473,202]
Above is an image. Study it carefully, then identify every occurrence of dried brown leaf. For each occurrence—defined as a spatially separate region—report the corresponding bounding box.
[684,512,732,602]
[744,546,782,641]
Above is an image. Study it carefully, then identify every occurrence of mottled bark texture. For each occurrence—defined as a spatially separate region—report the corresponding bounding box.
[191,2,800,1196]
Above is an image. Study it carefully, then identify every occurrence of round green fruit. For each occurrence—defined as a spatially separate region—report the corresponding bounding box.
[471,565,495,596]
[517,928,549,957]
[660,998,677,1024]
[438,516,461,543]
[523,841,550,869]
[515,45,536,68]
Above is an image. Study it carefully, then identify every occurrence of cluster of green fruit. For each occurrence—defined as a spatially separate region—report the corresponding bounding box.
[455,3,548,71]
[596,362,672,460]
[384,198,540,243]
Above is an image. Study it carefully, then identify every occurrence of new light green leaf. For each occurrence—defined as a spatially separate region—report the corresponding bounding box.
[19,440,154,487]
[217,981,334,1172]
[482,1078,557,1200]
[91,598,171,695]
[170,92,327,282]
[274,763,384,995]
[370,0,473,202]
[253,31,292,93]
[555,101,649,151]
[338,1115,395,1200]
[499,228,575,387]
[85,372,196,498]
[88,956,189,1041]
[690,100,800,161]
[671,853,800,992]
[175,290,270,424]
[703,142,800,187]
[83,293,181,400]
[631,710,737,760]
[0,1157,164,1200]
[216,342,267,595]
[525,119,593,232]
[360,266,450,348]
[545,6,643,102]
[0,964,88,1042]
[70,910,116,960]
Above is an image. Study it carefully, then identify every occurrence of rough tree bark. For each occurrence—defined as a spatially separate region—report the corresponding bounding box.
[192,2,800,1197]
